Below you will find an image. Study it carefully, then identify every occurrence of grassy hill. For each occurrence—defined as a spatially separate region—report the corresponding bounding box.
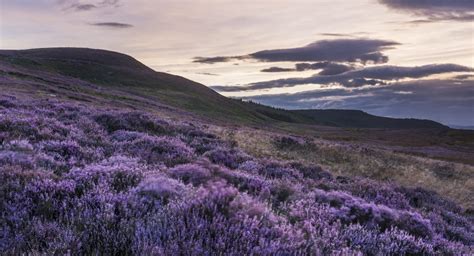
[0,48,447,129]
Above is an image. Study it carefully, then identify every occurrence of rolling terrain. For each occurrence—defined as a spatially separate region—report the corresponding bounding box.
[0,48,451,129]
[1,48,473,255]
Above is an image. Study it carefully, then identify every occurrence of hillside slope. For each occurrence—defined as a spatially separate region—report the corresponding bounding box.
[0,48,447,129]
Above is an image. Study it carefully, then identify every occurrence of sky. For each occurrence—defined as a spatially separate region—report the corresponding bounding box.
[1,0,473,126]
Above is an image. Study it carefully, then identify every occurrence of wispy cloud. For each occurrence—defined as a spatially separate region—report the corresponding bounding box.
[197,72,219,76]
[211,64,473,92]
[70,4,97,11]
[194,39,399,64]
[261,62,354,75]
[193,56,249,64]
[59,0,120,12]
[261,67,295,73]
[91,22,133,28]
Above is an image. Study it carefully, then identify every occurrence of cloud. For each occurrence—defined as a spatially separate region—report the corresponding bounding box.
[261,67,295,72]
[261,62,354,75]
[319,32,371,37]
[193,56,249,64]
[298,62,355,75]
[319,33,353,37]
[379,0,474,22]
[194,39,399,64]
[211,64,472,92]
[454,74,474,80]
[91,22,133,28]
[197,72,219,76]
[295,62,329,71]
[251,39,397,64]
[240,79,474,126]
[59,0,120,12]
[70,4,97,11]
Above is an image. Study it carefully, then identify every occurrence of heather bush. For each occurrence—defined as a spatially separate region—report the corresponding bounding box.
[259,160,303,179]
[0,114,69,142]
[188,135,224,154]
[204,147,251,169]
[120,135,194,166]
[0,96,16,108]
[133,181,307,255]
[169,163,211,186]
[137,176,185,203]
[216,166,271,196]
[274,135,307,149]
[94,111,169,134]
[0,151,35,170]
[337,178,411,210]
[1,96,472,255]
[110,129,146,142]
[270,179,302,205]
[289,161,332,180]
[342,224,435,255]
[66,155,144,194]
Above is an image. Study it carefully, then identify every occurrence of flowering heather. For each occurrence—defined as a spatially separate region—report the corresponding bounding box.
[0,95,472,255]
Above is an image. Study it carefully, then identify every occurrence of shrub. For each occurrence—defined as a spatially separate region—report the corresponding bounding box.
[259,160,302,179]
[137,176,185,203]
[66,155,144,194]
[94,112,169,134]
[273,135,307,149]
[169,163,211,186]
[122,135,194,166]
[204,147,251,169]
[289,162,332,180]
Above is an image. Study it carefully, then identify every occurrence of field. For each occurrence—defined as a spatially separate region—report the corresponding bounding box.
[0,48,473,255]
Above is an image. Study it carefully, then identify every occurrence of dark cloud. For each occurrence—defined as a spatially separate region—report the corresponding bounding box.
[319,33,353,37]
[261,67,295,72]
[197,72,219,76]
[194,39,399,64]
[454,74,474,80]
[59,0,120,12]
[261,62,354,74]
[211,64,472,92]
[344,78,387,87]
[296,62,324,71]
[342,64,472,80]
[318,63,355,75]
[193,56,249,64]
[295,62,354,74]
[91,22,133,28]
[250,39,397,63]
[319,32,371,37]
[71,4,97,11]
[240,79,474,126]
[379,0,474,22]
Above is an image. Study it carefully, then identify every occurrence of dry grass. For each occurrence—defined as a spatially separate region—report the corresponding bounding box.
[210,125,474,209]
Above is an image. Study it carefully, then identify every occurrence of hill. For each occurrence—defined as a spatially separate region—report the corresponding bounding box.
[0,48,447,129]
[292,109,447,129]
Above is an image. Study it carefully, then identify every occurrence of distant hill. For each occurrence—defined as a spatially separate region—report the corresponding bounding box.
[0,47,447,129]
[292,109,447,129]
[449,125,474,130]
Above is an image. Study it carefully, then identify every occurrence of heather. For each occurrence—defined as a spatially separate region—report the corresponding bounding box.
[1,95,473,255]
